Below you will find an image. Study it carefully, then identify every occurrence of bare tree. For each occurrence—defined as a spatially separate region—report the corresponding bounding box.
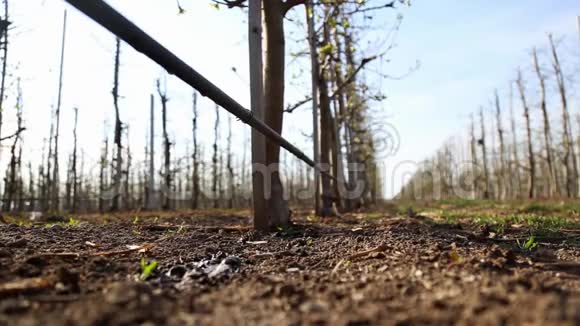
[212,103,220,209]
[494,90,506,199]
[227,115,234,209]
[71,107,78,212]
[156,78,171,210]
[549,34,577,197]
[0,0,10,152]
[305,0,320,214]
[248,0,268,229]
[532,47,558,196]
[3,78,23,211]
[98,135,108,213]
[508,83,522,198]
[479,107,490,199]
[191,91,200,209]
[516,69,536,199]
[110,38,123,211]
[469,114,479,197]
[147,94,155,209]
[52,9,68,211]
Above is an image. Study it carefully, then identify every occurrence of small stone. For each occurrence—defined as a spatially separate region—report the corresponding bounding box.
[57,267,80,293]
[25,256,48,267]
[299,300,328,313]
[0,248,11,257]
[8,238,27,248]
[167,265,188,279]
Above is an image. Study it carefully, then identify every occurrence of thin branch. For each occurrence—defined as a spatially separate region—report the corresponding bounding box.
[285,55,378,113]
[283,0,306,15]
[211,0,247,8]
[0,127,25,141]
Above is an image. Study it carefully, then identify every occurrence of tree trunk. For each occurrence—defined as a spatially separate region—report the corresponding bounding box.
[111,38,123,211]
[317,6,336,216]
[227,115,234,209]
[124,125,132,209]
[305,0,320,215]
[494,90,507,200]
[191,91,200,209]
[549,34,577,197]
[263,0,289,227]
[148,94,156,209]
[157,79,171,210]
[532,47,558,197]
[470,114,479,198]
[248,0,268,229]
[0,0,9,157]
[479,108,490,199]
[212,104,220,209]
[508,83,522,199]
[98,137,108,212]
[516,69,536,199]
[71,107,78,212]
[52,9,68,212]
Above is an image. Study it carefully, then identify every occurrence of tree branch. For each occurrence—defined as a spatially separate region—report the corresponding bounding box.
[211,0,247,8]
[344,1,395,15]
[0,127,25,142]
[285,55,378,113]
[283,0,306,15]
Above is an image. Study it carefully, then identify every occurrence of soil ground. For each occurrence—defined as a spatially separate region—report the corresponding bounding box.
[0,203,579,325]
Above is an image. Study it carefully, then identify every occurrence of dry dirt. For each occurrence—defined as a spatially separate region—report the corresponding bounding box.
[0,210,579,325]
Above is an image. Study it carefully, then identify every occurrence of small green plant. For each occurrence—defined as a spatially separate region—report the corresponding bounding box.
[68,217,80,226]
[306,239,313,247]
[140,258,158,281]
[517,235,538,251]
[133,216,139,225]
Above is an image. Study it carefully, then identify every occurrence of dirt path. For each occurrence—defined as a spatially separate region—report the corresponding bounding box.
[0,212,578,325]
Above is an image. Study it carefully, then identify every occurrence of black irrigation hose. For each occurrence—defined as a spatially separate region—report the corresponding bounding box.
[64,0,320,171]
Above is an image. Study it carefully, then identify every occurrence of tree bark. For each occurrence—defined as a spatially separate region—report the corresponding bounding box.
[263,0,290,227]
[305,0,320,215]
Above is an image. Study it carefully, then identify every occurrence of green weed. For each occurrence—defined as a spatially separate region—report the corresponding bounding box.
[517,235,538,251]
[140,258,158,281]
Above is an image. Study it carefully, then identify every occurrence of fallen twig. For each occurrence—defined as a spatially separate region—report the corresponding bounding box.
[38,252,80,258]
[347,244,388,261]
[91,243,155,257]
[331,244,388,275]
[250,250,292,259]
[142,224,251,233]
[38,243,155,258]
[0,276,55,296]
[560,229,580,234]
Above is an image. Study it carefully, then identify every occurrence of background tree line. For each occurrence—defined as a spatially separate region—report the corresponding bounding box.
[398,29,580,201]
[0,0,404,215]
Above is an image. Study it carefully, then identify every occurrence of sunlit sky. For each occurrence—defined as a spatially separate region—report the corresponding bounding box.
[3,0,579,198]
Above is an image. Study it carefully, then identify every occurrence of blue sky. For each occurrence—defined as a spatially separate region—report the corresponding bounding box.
[4,0,580,197]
